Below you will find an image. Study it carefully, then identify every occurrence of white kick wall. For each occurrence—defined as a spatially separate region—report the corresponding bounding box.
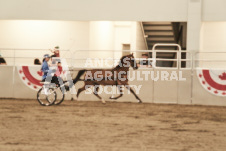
[0,0,226,52]
[201,22,226,51]
[88,21,139,60]
[199,22,226,69]
[78,21,145,67]
[1,0,226,64]
[0,20,146,66]
[0,20,90,66]
[0,20,90,50]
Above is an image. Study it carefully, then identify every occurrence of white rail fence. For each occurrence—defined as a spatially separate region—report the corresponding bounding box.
[1,44,225,70]
[1,44,226,106]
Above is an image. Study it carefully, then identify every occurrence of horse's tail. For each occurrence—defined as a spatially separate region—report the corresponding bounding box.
[73,69,86,85]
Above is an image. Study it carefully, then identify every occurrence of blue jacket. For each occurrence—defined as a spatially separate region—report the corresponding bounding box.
[41,61,49,80]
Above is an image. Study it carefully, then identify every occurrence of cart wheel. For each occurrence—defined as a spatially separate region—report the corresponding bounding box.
[37,87,56,106]
[54,87,65,105]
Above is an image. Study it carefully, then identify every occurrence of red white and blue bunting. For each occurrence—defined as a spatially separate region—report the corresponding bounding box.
[197,69,226,97]
[17,66,42,91]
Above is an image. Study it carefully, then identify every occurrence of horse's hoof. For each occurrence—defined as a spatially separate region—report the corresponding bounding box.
[138,100,142,103]
[109,96,117,100]
[71,98,74,101]
[101,99,106,104]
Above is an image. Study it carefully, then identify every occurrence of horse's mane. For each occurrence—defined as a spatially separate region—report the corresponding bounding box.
[115,54,132,69]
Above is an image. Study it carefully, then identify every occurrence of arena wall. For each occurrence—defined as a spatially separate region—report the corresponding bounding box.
[0,66,14,98]
[2,66,225,106]
[192,70,226,106]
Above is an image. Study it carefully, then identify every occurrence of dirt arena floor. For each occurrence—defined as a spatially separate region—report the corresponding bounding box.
[1,99,226,151]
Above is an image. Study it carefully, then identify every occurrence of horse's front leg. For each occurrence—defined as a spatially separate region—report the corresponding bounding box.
[77,85,90,98]
[109,85,123,100]
[125,85,142,103]
[93,85,105,104]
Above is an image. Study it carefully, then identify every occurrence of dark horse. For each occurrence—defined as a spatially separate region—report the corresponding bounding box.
[71,53,142,103]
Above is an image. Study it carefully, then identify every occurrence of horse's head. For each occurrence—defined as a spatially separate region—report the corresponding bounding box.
[129,53,138,70]
[118,53,138,70]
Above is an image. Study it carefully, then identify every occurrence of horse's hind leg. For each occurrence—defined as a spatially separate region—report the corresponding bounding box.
[125,85,142,103]
[93,85,105,104]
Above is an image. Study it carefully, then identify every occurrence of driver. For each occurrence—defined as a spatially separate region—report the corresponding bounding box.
[41,54,68,91]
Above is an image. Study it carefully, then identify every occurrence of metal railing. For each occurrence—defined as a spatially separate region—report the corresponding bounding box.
[152,43,192,69]
[69,43,193,70]
[0,48,72,66]
[1,45,226,70]
[71,49,154,69]
[193,51,226,69]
